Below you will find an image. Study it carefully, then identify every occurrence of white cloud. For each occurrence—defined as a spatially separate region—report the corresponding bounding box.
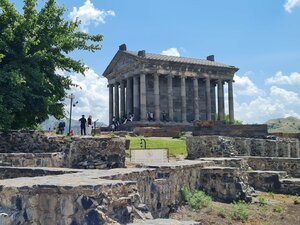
[234,74,264,96]
[161,48,181,57]
[63,67,109,125]
[270,86,300,104]
[234,85,300,123]
[265,71,300,85]
[69,0,115,32]
[284,0,300,13]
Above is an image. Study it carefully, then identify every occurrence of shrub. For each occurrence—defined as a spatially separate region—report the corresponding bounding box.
[181,186,213,209]
[231,201,249,222]
[293,196,300,204]
[218,206,227,218]
[268,192,275,199]
[258,196,267,207]
[273,205,285,214]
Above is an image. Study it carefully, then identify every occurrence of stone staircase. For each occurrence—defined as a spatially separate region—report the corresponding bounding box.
[197,157,300,195]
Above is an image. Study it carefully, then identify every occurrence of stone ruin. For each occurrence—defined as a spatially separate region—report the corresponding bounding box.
[0,131,299,225]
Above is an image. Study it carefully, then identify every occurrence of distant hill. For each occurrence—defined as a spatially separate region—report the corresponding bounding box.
[265,116,300,133]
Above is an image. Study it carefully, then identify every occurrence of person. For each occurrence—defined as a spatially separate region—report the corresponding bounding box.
[111,116,116,132]
[58,121,65,134]
[147,112,154,121]
[129,113,134,122]
[87,115,92,135]
[79,115,87,135]
[162,111,167,122]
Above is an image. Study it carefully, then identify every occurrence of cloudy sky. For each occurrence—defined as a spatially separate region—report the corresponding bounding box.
[12,0,300,124]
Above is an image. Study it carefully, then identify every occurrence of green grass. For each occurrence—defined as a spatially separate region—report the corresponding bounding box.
[127,136,187,157]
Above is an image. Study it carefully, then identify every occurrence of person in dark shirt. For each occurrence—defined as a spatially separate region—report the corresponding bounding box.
[79,115,87,135]
[58,121,65,134]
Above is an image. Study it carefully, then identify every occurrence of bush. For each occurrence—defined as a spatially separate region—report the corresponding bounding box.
[218,206,227,218]
[258,196,267,207]
[293,196,300,204]
[181,186,213,209]
[231,201,249,222]
[273,205,285,214]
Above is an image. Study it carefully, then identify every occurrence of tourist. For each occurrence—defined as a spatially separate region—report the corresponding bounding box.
[162,111,167,122]
[58,121,65,134]
[129,113,134,122]
[87,115,92,135]
[111,116,116,132]
[79,115,87,135]
[147,111,154,121]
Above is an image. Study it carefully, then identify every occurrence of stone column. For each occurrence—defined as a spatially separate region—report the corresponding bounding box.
[193,78,199,121]
[217,79,224,120]
[133,76,139,120]
[126,78,133,116]
[167,75,174,121]
[181,76,187,123]
[211,82,217,120]
[114,83,119,119]
[154,73,160,121]
[205,78,212,120]
[140,73,147,122]
[109,84,113,124]
[221,81,225,119]
[120,80,125,118]
[228,80,234,124]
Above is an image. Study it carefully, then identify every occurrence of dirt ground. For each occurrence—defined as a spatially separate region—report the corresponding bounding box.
[169,192,300,225]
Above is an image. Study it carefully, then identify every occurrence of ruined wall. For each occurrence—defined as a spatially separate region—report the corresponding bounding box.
[0,132,126,169]
[102,160,252,217]
[187,136,300,159]
[246,157,300,178]
[192,124,268,138]
[0,178,141,225]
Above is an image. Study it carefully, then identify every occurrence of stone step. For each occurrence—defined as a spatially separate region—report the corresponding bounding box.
[247,170,287,192]
[279,178,300,195]
[129,219,201,225]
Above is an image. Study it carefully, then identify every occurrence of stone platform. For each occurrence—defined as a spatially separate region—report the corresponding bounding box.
[0,159,253,225]
[0,132,126,169]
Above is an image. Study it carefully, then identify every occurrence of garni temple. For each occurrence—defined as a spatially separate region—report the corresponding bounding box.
[103,44,239,124]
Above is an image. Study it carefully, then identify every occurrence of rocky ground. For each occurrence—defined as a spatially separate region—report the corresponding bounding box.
[170,192,300,225]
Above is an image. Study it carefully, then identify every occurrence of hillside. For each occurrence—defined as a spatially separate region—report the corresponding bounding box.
[266,116,300,133]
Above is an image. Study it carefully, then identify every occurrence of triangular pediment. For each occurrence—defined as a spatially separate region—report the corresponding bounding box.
[103,51,138,77]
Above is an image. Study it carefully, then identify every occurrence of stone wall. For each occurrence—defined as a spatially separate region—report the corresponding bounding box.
[102,160,252,217]
[133,127,180,138]
[0,173,143,225]
[245,157,300,178]
[187,135,300,159]
[199,167,252,202]
[192,124,268,138]
[0,131,126,169]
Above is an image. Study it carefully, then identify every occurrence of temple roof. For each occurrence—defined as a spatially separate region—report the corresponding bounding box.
[125,51,237,69]
[103,45,239,77]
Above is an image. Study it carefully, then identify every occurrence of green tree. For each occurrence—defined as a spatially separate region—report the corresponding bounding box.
[224,114,243,125]
[0,0,103,130]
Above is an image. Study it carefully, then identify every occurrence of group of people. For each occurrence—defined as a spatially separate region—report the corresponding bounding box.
[111,113,134,131]
[79,115,93,135]
[147,111,167,122]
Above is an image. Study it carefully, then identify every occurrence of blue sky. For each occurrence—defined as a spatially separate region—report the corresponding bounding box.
[11,0,300,124]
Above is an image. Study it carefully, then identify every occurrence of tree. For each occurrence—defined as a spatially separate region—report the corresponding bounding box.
[0,0,103,130]
[224,114,243,125]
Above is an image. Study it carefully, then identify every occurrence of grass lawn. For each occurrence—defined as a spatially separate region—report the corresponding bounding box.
[126,136,187,157]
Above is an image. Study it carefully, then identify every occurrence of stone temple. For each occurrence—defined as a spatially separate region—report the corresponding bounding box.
[103,44,239,124]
